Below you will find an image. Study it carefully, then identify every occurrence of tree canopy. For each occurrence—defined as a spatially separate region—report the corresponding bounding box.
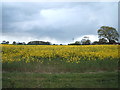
[98,26,119,44]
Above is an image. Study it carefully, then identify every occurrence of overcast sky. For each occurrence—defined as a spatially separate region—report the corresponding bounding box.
[1,2,118,44]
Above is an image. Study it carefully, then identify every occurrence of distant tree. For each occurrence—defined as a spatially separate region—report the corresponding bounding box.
[17,42,23,45]
[75,41,81,45]
[6,41,9,44]
[12,41,16,45]
[68,43,74,45]
[27,41,51,45]
[23,42,26,45]
[82,40,91,45]
[109,40,116,44]
[1,40,9,44]
[68,41,81,45]
[92,41,99,45]
[99,38,108,44]
[98,26,119,44]
[81,36,91,45]
[2,40,6,43]
[45,41,51,45]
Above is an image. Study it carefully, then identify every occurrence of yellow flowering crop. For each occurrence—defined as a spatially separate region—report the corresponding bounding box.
[1,44,119,64]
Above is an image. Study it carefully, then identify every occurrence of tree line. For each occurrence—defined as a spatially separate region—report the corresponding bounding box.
[1,26,120,45]
[69,26,119,45]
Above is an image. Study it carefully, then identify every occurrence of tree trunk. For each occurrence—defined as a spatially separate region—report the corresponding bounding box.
[108,39,112,44]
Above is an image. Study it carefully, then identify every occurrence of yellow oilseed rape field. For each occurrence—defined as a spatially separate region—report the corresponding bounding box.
[1,44,119,88]
[1,44,119,63]
[1,44,119,73]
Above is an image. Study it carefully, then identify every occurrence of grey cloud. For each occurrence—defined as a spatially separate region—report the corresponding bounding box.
[2,2,118,43]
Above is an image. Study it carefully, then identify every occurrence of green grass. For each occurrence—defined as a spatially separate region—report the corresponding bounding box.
[2,58,118,73]
[2,71,118,88]
[2,58,118,88]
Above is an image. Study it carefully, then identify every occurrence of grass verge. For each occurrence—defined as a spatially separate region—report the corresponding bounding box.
[2,71,118,88]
